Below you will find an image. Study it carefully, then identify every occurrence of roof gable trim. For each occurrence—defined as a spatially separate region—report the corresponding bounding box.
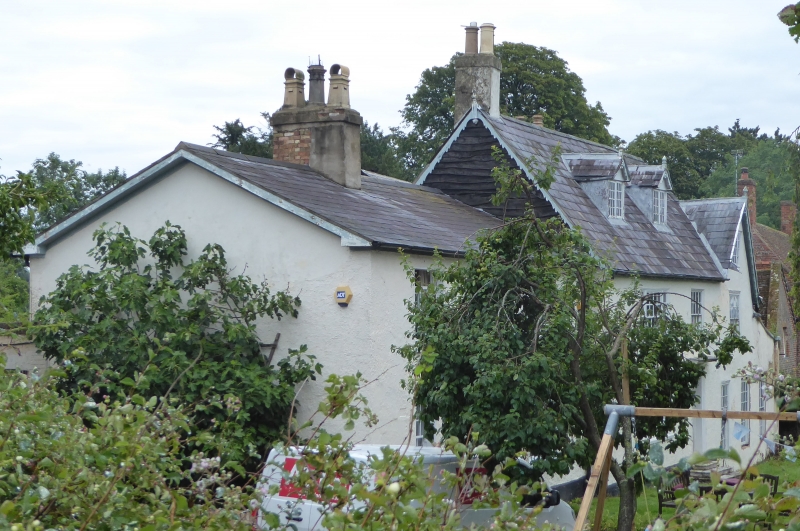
[28,150,371,256]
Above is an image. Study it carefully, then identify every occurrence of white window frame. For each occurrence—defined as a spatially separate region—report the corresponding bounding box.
[414,269,431,307]
[644,290,667,324]
[731,231,740,267]
[414,405,425,447]
[653,189,667,224]
[741,380,751,446]
[608,180,625,219]
[721,381,730,450]
[729,291,740,332]
[691,290,703,325]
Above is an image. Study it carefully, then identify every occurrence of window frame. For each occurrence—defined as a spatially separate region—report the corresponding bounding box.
[731,231,740,267]
[644,290,667,324]
[653,189,667,224]
[691,290,703,325]
[759,381,767,438]
[729,291,740,332]
[608,180,625,219]
[741,380,751,446]
[721,381,730,450]
[414,269,431,308]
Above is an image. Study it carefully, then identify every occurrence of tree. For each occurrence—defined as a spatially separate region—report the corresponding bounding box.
[398,150,749,531]
[27,153,126,231]
[32,222,319,472]
[0,171,49,258]
[779,3,800,42]
[626,130,703,199]
[0,258,28,323]
[393,43,617,177]
[211,114,273,159]
[360,121,412,180]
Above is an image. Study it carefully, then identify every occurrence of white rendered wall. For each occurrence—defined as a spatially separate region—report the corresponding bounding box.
[29,163,435,445]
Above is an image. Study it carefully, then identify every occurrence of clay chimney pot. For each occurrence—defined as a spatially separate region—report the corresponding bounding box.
[479,23,495,55]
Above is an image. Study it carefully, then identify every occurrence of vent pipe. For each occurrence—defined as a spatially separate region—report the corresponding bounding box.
[307,62,326,105]
[465,22,478,54]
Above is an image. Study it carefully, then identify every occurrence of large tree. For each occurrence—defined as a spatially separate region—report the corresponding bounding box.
[393,42,617,177]
[399,152,748,531]
[211,114,273,159]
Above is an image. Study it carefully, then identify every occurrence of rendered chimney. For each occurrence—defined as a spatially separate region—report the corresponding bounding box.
[464,22,478,55]
[781,200,796,235]
[271,61,362,189]
[327,64,350,108]
[282,68,306,109]
[737,167,757,222]
[454,22,501,121]
[307,62,326,105]
[531,114,544,126]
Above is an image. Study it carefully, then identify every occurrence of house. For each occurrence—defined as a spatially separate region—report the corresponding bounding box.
[20,22,778,491]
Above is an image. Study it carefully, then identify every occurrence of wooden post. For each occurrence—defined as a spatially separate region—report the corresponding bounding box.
[592,446,613,531]
[574,431,616,531]
[622,338,630,406]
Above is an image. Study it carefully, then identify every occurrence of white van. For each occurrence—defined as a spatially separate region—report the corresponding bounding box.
[256,444,576,530]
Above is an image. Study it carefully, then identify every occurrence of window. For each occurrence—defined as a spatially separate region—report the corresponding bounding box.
[782,327,788,357]
[721,382,729,450]
[759,381,767,438]
[608,180,625,219]
[414,269,431,307]
[644,291,667,325]
[729,292,740,331]
[653,190,667,224]
[691,290,703,325]
[731,232,740,267]
[741,380,751,446]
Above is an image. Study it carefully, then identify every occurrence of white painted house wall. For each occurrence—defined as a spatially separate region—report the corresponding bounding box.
[28,162,435,445]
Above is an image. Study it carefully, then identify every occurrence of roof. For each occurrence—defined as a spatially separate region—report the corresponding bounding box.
[566,157,623,180]
[628,166,667,188]
[680,198,745,270]
[29,142,500,257]
[418,107,725,281]
[752,223,792,267]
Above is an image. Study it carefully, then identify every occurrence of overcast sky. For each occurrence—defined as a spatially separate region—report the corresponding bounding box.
[1,0,798,177]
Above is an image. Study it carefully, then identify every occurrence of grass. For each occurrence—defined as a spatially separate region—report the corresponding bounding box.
[567,457,800,531]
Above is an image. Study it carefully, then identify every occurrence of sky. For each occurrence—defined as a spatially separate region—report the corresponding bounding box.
[1,0,798,177]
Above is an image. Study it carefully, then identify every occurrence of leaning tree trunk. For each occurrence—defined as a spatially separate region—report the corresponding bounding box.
[612,416,637,531]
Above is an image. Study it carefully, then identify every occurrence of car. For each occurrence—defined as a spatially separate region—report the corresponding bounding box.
[256,444,576,530]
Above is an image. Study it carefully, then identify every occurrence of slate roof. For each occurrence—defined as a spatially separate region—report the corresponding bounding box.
[679,198,745,270]
[628,166,666,188]
[178,143,499,255]
[567,158,623,180]
[476,112,725,280]
[752,223,792,266]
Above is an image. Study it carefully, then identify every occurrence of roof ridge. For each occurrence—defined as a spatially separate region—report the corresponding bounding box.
[176,141,323,173]
[489,111,618,153]
[679,197,745,203]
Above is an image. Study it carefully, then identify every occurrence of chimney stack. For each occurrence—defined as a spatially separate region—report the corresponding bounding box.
[781,200,796,235]
[454,22,501,122]
[531,114,544,127]
[271,60,362,189]
[737,167,757,222]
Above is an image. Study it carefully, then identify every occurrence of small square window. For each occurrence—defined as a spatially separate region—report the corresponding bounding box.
[608,181,625,219]
[653,190,667,224]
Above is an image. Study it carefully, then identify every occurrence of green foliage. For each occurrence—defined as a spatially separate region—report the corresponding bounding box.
[0,258,29,324]
[779,3,800,42]
[0,359,256,530]
[0,171,49,257]
[360,121,413,181]
[393,42,616,176]
[626,130,703,200]
[211,114,274,159]
[27,153,126,231]
[32,222,319,471]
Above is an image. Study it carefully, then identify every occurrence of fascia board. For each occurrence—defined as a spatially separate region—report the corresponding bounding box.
[32,150,371,256]
[740,206,760,311]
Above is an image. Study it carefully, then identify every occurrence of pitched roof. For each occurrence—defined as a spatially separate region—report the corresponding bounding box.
[418,108,725,280]
[628,166,667,188]
[29,142,500,257]
[566,157,623,180]
[679,198,745,270]
[752,223,792,267]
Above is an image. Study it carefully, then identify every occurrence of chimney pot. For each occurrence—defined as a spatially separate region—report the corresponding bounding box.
[464,24,479,54]
[532,114,544,126]
[307,63,327,105]
[328,64,351,108]
[479,23,496,55]
[282,67,306,109]
[740,167,749,179]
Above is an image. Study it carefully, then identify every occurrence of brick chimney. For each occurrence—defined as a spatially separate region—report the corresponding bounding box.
[781,200,796,235]
[454,22,501,122]
[271,60,362,189]
[737,167,756,222]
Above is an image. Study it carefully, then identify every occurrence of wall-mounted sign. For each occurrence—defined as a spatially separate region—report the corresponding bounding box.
[334,285,353,307]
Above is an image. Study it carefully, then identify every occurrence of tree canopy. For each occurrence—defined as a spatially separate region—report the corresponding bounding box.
[393,42,617,177]
[211,114,273,159]
[32,222,319,472]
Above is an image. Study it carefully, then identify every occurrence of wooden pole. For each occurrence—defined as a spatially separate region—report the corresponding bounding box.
[632,407,796,421]
[574,431,616,531]
[592,446,614,531]
[621,338,630,406]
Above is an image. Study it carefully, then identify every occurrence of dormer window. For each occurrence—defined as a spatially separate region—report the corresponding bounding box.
[653,190,667,224]
[608,180,625,219]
